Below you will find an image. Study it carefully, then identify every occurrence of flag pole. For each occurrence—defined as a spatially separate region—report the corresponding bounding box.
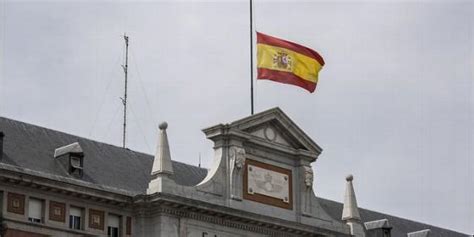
[250,0,254,115]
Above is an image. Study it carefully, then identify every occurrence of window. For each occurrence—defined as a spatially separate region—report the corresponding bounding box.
[69,154,83,177]
[69,206,83,230]
[28,198,43,223]
[107,214,120,237]
[70,156,81,168]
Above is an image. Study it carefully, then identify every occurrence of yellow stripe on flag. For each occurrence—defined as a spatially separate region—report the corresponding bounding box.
[257,44,323,83]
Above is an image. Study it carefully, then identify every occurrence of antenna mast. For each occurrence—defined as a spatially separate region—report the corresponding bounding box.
[198,153,201,168]
[121,34,129,148]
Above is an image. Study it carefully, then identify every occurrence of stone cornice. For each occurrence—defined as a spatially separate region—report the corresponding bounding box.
[0,166,348,236]
[202,124,251,143]
[245,136,318,161]
[4,217,97,237]
[134,192,348,237]
[203,125,318,162]
[0,164,133,207]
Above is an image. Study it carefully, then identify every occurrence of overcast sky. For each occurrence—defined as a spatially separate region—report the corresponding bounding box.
[0,0,472,234]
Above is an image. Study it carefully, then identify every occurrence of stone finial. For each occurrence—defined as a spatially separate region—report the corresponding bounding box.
[342,174,361,221]
[151,121,174,176]
[159,122,168,130]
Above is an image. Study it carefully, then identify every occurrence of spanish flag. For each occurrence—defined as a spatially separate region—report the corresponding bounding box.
[256,32,325,93]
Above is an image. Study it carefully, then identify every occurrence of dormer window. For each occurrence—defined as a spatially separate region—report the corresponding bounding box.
[70,155,81,168]
[364,219,392,237]
[69,154,83,177]
[54,142,84,178]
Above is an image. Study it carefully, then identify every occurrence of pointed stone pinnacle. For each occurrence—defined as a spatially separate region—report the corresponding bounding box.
[151,121,174,176]
[342,174,361,221]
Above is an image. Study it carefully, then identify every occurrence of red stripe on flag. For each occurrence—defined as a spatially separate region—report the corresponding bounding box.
[257,32,325,66]
[257,68,317,93]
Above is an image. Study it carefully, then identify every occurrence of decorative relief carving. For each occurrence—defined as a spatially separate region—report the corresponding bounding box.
[229,147,246,169]
[7,192,25,215]
[249,125,291,146]
[89,209,105,230]
[303,166,314,188]
[301,165,314,216]
[263,126,277,142]
[229,146,246,200]
[247,164,289,203]
[243,159,293,210]
[49,201,66,222]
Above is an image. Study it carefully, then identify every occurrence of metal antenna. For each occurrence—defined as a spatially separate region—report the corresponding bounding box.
[198,153,201,168]
[121,34,129,148]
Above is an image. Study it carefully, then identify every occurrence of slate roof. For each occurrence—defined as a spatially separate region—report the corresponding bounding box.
[318,198,469,237]
[0,116,469,237]
[0,116,207,195]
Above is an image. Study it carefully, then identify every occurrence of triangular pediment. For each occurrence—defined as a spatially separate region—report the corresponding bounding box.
[248,123,292,147]
[227,107,322,154]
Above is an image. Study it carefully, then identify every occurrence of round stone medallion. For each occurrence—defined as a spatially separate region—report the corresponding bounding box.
[264,126,277,142]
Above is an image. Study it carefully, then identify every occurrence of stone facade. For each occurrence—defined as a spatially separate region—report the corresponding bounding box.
[0,108,469,237]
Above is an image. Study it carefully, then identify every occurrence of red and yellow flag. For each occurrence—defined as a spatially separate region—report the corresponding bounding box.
[256,32,325,93]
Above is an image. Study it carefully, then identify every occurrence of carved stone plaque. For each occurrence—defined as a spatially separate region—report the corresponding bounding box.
[243,159,293,210]
[247,165,289,203]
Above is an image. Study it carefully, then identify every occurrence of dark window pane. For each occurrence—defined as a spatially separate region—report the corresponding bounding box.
[69,215,82,230]
[74,216,81,230]
[107,227,119,237]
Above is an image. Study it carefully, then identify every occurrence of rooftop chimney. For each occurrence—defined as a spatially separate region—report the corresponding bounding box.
[0,132,4,160]
[342,174,365,237]
[151,122,174,177]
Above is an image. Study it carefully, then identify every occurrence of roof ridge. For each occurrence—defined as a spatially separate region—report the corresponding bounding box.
[0,116,153,157]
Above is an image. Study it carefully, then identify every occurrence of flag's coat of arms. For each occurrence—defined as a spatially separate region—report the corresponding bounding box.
[256,32,325,93]
[273,51,293,71]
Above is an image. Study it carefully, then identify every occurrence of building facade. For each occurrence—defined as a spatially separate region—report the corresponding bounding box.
[0,108,469,237]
